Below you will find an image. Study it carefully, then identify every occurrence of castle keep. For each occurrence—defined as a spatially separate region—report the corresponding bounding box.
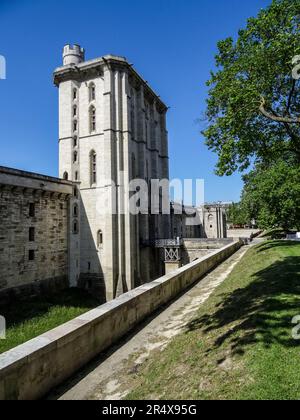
[54,45,170,300]
[0,45,227,304]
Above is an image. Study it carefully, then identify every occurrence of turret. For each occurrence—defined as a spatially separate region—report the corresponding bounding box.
[63,44,85,66]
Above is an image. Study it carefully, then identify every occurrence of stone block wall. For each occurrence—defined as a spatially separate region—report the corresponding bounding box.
[181,238,234,265]
[0,167,73,304]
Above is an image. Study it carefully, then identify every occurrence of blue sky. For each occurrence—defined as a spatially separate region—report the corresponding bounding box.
[0,0,271,202]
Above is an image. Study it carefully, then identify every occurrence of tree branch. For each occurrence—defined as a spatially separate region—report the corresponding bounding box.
[259,96,300,124]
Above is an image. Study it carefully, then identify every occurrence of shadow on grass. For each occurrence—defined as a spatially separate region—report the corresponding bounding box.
[255,240,300,253]
[0,288,101,328]
[187,242,300,356]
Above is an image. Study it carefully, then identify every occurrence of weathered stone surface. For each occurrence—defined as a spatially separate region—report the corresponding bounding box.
[0,167,73,304]
[182,238,234,265]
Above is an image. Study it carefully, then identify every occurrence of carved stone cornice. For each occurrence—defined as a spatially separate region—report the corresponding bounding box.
[53,55,168,113]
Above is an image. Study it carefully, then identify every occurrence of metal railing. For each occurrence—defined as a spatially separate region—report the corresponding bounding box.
[141,238,183,248]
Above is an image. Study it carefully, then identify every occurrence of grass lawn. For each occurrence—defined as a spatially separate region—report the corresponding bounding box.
[126,241,300,400]
[0,288,100,355]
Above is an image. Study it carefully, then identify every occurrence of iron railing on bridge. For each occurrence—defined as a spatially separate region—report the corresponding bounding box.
[141,238,183,248]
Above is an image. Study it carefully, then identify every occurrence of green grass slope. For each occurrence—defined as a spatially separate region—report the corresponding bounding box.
[127,241,300,400]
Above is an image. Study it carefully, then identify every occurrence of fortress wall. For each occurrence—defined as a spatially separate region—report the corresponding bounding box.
[0,240,242,400]
[0,167,73,305]
[181,238,234,265]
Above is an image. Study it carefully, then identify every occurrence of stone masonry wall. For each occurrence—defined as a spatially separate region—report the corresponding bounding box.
[0,187,69,304]
[182,238,234,265]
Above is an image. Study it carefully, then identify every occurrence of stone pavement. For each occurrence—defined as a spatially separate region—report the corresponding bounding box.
[227,228,261,239]
[48,244,254,401]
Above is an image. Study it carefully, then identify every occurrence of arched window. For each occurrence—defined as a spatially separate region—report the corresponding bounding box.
[73,105,77,117]
[73,151,78,163]
[90,150,97,184]
[73,220,79,234]
[97,230,103,248]
[73,88,77,101]
[89,83,96,102]
[89,106,96,132]
[73,135,78,147]
[73,120,77,132]
[63,171,68,180]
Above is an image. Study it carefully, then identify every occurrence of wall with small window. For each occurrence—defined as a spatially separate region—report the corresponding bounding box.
[89,82,96,102]
[90,150,97,185]
[97,230,103,249]
[29,227,35,242]
[73,219,79,234]
[74,77,104,138]
[89,105,96,132]
[0,169,72,302]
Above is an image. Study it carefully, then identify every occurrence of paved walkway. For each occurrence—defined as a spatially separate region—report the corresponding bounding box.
[48,244,255,401]
[227,228,261,239]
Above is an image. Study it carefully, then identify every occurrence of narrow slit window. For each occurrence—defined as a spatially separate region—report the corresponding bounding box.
[89,83,96,102]
[73,204,78,217]
[97,230,103,248]
[132,153,136,179]
[90,151,97,184]
[73,220,79,234]
[28,250,35,261]
[29,227,35,242]
[29,203,35,217]
[89,106,96,132]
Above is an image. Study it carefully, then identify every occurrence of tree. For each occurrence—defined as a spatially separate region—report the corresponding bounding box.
[227,202,249,226]
[203,0,300,176]
[240,160,300,231]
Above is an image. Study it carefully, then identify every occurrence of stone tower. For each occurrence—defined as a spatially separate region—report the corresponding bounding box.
[203,205,227,239]
[62,45,85,66]
[54,45,170,301]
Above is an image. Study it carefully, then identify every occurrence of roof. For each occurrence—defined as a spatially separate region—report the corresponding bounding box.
[0,166,74,195]
[0,166,73,185]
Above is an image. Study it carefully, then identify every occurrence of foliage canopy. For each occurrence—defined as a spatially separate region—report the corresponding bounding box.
[203,0,300,176]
